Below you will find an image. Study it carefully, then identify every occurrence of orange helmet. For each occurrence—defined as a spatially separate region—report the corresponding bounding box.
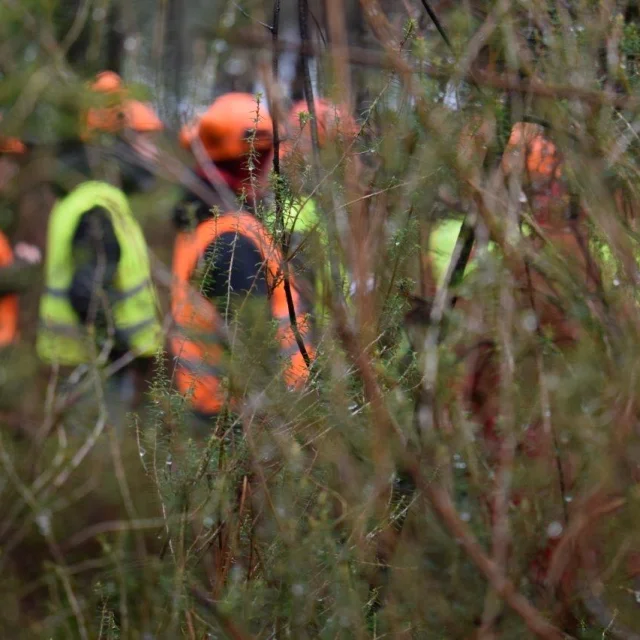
[502,122,562,181]
[84,71,163,138]
[0,115,26,155]
[286,99,358,153]
[179,93,273,162]
[502,122,572,227]
[91,70,124,94]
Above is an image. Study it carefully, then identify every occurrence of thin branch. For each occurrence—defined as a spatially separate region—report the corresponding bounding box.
[309,5,328,46]
[298,0,320,155]
[232,2,273,32]
[282,277,312,368]
[60,0,93,54]
[419,0,453,50]
[333,289,567,637]
[190,586,255,640]
[272,0,281,180]
[62,518,169,550]
[479,271,517,637]
[418,480,570,640]
[523,259,570,524]
[546,491,626,591]
[270,0,312,370]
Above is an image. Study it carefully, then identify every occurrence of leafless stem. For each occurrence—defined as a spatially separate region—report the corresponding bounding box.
[298,0,320,156]
[190,586,255,640]
[63,517,169,550]
[265,4,312,371]
[479,272,517,637]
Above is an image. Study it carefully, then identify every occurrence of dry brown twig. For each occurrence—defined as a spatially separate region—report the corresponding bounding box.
[478,269,518,638]
[190,586,255,640]
[333,288,568,637]
[545,490,626,592]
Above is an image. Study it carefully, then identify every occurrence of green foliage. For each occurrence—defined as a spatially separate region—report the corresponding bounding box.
[3,0,640,638]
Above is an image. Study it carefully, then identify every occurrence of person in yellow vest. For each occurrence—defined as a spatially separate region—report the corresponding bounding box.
[421,115,501,295]
[174,93,315,431]
[37,71,164,426]
[424,117,567,294]
[418,121,579,339]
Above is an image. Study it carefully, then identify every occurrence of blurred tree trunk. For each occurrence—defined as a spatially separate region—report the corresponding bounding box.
[105,2,125,74]
[159,0,185,128]
[58,0,125,75]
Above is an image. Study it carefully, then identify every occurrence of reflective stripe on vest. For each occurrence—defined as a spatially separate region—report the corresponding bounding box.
[45,278,152,303]
[170,211,315,416]
[37,181,162,365]
[0,231,18,347]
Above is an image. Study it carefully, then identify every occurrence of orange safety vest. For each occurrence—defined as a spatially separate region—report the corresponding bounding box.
[0,231,18,346]
[170,211,314,416]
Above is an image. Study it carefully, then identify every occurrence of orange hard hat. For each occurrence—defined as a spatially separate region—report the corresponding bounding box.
[179,93,273,162]
[91,70,124,94]
[0,138,25,154]
[502,122,562,180]
[287,99,358,151]
[123,100,164,132]
[0,115,26,155]
[84,71,164,138]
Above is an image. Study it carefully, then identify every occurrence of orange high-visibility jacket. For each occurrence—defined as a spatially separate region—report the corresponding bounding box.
[170,211,314,416]
[0,231,18,346]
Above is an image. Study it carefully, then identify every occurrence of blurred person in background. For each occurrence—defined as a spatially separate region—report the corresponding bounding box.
[266,98,359,327]
[0,129,42,415]
[458,120,616,591]
[383,121,585,610]
[37,71,164,431]
[413,117,573,308]
[172,92,314,434]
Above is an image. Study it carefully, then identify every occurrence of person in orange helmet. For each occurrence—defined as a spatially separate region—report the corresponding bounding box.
[172,92,314,431]
[427,120,573,291]
[179,92,275,200]
[501,121,573,229]
[83,71,164,141]
[283,98,358,160]
[37,71,164,430]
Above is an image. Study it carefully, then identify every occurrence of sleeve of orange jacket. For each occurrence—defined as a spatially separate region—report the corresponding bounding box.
[276,269,315,388]
[281,311,314,388]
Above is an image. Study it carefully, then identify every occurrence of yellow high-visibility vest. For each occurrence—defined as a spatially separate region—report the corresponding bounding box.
[37,181,162,365]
